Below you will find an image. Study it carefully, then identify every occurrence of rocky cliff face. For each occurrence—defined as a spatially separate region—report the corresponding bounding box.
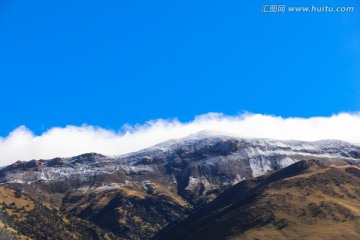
[1,132,360,239]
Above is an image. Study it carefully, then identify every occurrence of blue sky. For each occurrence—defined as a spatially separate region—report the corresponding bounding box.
[0,0,359,136]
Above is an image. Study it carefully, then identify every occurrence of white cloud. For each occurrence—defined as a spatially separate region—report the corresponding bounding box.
[1,112,360,166]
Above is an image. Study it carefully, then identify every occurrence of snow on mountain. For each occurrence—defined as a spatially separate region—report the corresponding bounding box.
[1,132,360,204]
[2,131,360,240]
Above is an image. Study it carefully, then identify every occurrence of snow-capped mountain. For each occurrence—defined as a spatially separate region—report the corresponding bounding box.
[1,132,360,239]
[1,132,360,199]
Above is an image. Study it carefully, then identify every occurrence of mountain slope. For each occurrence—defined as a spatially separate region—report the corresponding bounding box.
[1,133,360,239]
[2,134,360,205]
[0,186,114,240]
[154,160,360,240]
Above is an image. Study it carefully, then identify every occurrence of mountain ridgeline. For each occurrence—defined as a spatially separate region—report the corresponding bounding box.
[1,132,360,239]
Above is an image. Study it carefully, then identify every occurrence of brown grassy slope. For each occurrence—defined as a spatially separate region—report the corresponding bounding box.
[60,183,191,240]
[0,186,115,240]
[154,160,360,240]
[0,187,33,240]
[8,173,192,239]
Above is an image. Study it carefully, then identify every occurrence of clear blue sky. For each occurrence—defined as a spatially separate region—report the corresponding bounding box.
[0,0,359,136]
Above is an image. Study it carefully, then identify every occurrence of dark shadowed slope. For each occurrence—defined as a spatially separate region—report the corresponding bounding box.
[154,160,360,240]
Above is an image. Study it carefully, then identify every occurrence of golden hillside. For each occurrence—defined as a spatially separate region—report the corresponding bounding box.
[0,186,114,240]
[154,160,360,240]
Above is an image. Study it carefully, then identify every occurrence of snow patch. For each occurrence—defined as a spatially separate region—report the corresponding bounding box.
[186,177,200,190]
